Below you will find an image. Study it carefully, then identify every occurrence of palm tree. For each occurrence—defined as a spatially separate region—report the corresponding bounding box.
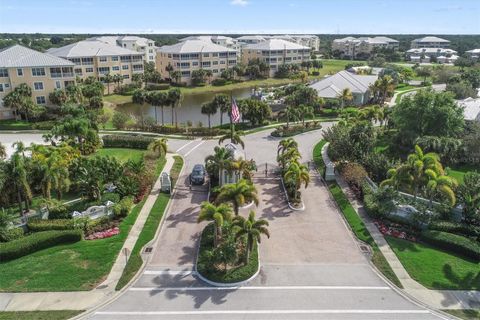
[218,129,245,149]
[278,106,299,128]
[277,138,298,156]
[0,142,6,159]
[212,94,230,127]
[338,88,353,109]
[228,158,254,181]
[198,202,233,247]
[277,147,301,170]
[132,89,147,128]
[103,73,114,95]
[233,210,270,264]
[216,179,259,216]
[201,102,217,129]
[112,74,123,91]
[284,161,310,201]
[205,146,233,183]
[149,138,168,158]
[167,88,182,128]
[424,169,458,208]
[10,153,32,215]
[165,63,174,80]
[299,105,314,127]
[373,75,395,105]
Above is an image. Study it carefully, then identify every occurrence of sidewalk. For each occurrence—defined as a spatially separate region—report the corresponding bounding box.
[321,143,480,311]
[0,154,176,312]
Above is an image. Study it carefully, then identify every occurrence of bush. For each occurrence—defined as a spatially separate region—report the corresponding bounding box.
[27,219,76,232]
[0,230,83,261]
[420,230,480,261]
[112,112,131,130]
[145,83,170,91]
[429,221,480,240]
[113,196,134,218]
[0,227,24,242]
[311,71,320,76]
[31,121,55,130]
[101,192,121,204]
[211,78,228,86]
[84,216,115,235]
[48,203,70,220]
[102,134,155,150]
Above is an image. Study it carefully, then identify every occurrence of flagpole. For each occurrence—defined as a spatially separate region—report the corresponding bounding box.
[230,91,234,141]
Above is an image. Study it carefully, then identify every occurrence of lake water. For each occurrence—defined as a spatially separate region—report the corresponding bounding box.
[116,87,253,127]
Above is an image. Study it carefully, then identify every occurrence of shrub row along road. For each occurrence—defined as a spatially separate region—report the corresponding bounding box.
[0,130,446,319]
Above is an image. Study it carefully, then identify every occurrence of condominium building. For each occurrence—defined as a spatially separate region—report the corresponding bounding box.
[270,35,320,52]
[410,36,450,49]
[236,35,268,45]
[466,49,480,61]
[406,48,458,63]
[241,39,311,77]
[156,39,238,85]
[0,45,75,119]
[179,36,242,53]
[92,36,156,65]
[332,36,399,58]
[47,39,144,85]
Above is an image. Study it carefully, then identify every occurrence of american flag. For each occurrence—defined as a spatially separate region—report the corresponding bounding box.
[231,98,240,123]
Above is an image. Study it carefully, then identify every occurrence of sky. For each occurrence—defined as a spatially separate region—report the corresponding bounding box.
[0,0,479,34]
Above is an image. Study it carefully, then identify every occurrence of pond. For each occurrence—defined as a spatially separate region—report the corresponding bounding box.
[116,87,253,127]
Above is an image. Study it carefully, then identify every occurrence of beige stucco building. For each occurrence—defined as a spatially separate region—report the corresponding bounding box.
[47,39,144,87]
[332,36,399,58]
[410,36,450,49]
[92,36,156,65]
[156,39,238,85]
[241,39,311,77]
[0,45,75,119]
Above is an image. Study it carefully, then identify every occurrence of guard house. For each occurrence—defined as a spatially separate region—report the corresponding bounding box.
[220,143,245,186]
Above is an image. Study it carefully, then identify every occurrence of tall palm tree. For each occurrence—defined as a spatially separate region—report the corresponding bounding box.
[218,129,245,149]
[284,161,310,201]
[228,158,254,181]
[201,102,217,129]
[103,73,114,95]
[132,89,147,128]
[299,105,314,127]
[233,210,270,264]
[167,88,182,128]
[198,202,233,247]
[205,146,233,183]
[149,138,168,158]
[277,138,298,156]
[337,88,353,109]
[277,147,301,170]
[212,94,230,127]
[216,179,259,216]
[278,106,299,128]
[10,153,32,215]
[424,169,458,208]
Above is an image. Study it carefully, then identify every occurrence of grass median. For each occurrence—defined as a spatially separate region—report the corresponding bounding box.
[0,311,83,320]
[115,156,184,290]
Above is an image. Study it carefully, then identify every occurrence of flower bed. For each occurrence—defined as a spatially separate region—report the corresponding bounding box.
[85,227,120,240]
[374,220,417,242]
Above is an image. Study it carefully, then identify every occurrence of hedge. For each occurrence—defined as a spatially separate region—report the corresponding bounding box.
[420,230,480,261]
[0,230,83,261]
[429,221,480,240]
[27,219,76,232]
[102,135,156,150]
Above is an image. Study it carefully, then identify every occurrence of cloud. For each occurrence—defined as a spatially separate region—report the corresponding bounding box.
[230,0,249,6]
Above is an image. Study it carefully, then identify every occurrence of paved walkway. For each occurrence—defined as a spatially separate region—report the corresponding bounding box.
[322,143,480,311]
[0,154,177,312]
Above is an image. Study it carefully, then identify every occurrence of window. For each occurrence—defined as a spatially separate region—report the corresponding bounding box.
[220,60,226,64]
[203,53,209,58]
[0,69,8,77]
[111,56,119,61]
[181,71,190,77]
[99,56,107,62]
[213,61,218,65]
[123,74,130,79]
[213,69,218,73]
[0,84,3,92]
[81,57,94,65]
[149,55,154,60]
[17,68,23,76]
[55,81,61,89]
[32,68,46,76]
[97,67,110,74]
[149,49,153,53]
[112,66,120,71]
[180,62,190,69]
[192,61,199,66]
[34,82,44,90]
[50,67,62,78]
[133,64,143,71]
[86,67,94,73]
[122,65,129,70]
[202,61,211,67]
[74,68,83,75]
[36,96,46,104]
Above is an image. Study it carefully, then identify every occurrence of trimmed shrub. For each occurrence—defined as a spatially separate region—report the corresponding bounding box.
[102,135,155,150]
[420,230,480,261]
[48,203,70,220]
[113,196,134,218]
[27,219,76,232]
[429,221,480,240]
[0,230,83,261]
[211,78,228,86]
[145,83,170,91]
[101,192,121,204]
[0,227,24,242]
[85,216,116,235]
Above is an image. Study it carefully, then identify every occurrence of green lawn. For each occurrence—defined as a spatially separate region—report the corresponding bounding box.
[93,148,146,163]
[103,94,133,105]
[447,165,479,184]
[0,311,83,320]
[386,236,480,290]
[312,140,327,175]
[115,156,182,290]
[327,181,402,288]
[0,120,33,130]
[443,309,480,320]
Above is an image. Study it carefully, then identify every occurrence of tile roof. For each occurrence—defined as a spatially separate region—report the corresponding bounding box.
[243,39,310,50]
[457,97,480,121]
[157,39,236,54]
[309,70,378,98]
[47,40,142,58]
[0,45,74,68]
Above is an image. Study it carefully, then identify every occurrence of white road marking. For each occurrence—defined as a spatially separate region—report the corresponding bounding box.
[183,140,205,157]
[96,309,431,315]
[144,270,197,275]
[175,139,198,153]
[129,285,390,291]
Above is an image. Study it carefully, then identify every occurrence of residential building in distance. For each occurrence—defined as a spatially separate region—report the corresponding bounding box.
[241,39,311,77]
[410,36,450,49]
[268,35,320,52]
[179,36,242,53]
[332,36,399,58]
[406,47,458,63]
[236,35,268,45]
[309,70,378,105]
[92,36,157,65]
[0,45,75,119]
[47,39,144,86]
[465,49,480,61]
[156,39,238,85]
[457,97,480,122]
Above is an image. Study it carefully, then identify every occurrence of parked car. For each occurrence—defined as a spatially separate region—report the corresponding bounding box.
[190,164,206,185]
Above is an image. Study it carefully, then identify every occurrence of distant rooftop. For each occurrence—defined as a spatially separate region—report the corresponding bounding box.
[0,45,74,68]
[457,97,480,122]
[412,36,450,43]
[47,39,142,58]
[334,36,398,44]
[243,39,310,51]
[157,39,236,54]
[309,70,378,97]
[406,48,457,54]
